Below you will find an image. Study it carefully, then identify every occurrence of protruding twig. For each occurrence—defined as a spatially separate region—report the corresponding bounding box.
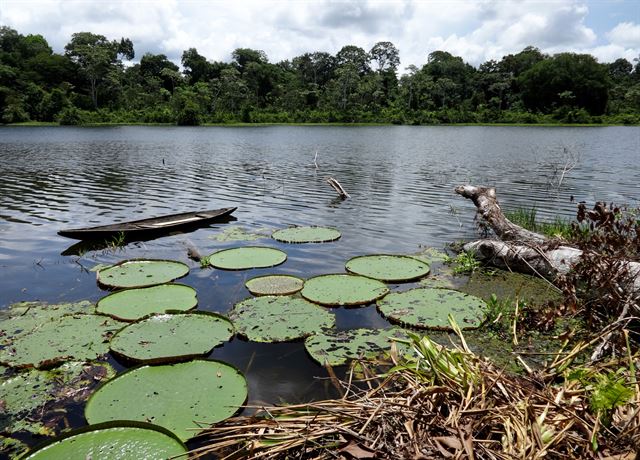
[313,150,319,169]
[326,177,350,199]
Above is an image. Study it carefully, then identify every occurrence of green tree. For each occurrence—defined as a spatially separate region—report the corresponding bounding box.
[64,32,134,108]
[336,45,371,75]
[181,48,210,84]
[369,41,400,73]
[519,53,610,115]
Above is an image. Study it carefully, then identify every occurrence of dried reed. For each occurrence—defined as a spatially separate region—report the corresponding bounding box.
[189,322,639,460]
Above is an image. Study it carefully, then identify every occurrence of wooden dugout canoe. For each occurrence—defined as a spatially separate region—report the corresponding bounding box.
[58,207,237,240]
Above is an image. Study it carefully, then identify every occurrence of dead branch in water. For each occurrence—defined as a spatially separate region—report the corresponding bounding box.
[326,177,350,199]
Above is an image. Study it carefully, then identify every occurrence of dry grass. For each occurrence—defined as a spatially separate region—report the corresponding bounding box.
[189,323,639,460]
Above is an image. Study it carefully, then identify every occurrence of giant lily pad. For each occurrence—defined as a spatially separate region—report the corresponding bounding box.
[96,283,197,321]
[0,314,125,368]
[304,328,408,366]
[207,246,287,270]
[301,274,389,306]
[377,288,485,330]
[230,296,335,342]
[97,259,189,289]
[272,226,341,243]
[109,312,234,363]
[245,274,304,296]
[345,255,430,282]
[0,361,115,435]
[85,360,247,441]
[0,301,94,346]
[22,422,187,460]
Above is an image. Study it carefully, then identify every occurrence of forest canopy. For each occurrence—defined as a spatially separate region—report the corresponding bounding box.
[0,26,638,125]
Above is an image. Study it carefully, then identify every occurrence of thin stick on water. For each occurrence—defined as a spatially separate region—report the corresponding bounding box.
[325,177,350,199]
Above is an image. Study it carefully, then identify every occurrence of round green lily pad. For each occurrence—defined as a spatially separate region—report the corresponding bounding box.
[85,360,247,441]
[207,247,287,270]
[245,275,304,296]
[272,226,341,243]
[230,296,335,342]
[109,312,234,363]
[301,274,389,306]
[0,314,125,368]
[97,259,189,289]
[304,328,408,366]
[345,254,431,282]
[377,288,485,330]
[96,283,197,321]
[22,422,187,460]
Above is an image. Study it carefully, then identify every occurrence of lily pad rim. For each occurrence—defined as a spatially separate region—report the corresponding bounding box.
[301,273,390,306]
[345,253,432,282]
[271,225,342,243]
[95,282,198,321]
[20,420,187,460]
[96,258,190,289]
[108,311,235,365]
[245,274,305,296]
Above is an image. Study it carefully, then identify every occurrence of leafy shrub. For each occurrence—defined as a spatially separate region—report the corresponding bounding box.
[176,104,201,126]
[57,106,83,125]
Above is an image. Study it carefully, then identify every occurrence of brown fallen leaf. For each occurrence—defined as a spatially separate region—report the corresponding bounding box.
[338,440,376,459]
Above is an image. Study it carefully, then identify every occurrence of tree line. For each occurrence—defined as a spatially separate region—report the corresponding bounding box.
[1,26,638,125]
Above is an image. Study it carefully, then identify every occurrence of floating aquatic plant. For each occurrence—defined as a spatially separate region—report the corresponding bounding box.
[304,328,408,366]
[345,254,430,282]
[377,288,485,330]
[272,226,341,243]
[301,274,389,306]
[0,300,94,346]
[97,259,189,289]
[21,422,187,460]
[245,274,304,296]
[109,312,234,363]
[206,247,287,270]
[85,360,248,441]
[0,361,115,436]
[96,283,197,321]
[230,295,335,342]
[210,225,272,242]
[0,314,125,368]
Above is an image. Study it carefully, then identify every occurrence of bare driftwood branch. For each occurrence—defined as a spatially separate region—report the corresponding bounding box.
[456,185,640,361]
[326,177,350,199]
[455,185,640,292]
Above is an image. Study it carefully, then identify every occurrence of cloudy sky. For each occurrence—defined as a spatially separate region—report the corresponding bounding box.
[1,0,638,69]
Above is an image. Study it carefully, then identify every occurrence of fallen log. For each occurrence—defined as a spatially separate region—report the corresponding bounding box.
[454,185,640,290]
[455,185,639,360]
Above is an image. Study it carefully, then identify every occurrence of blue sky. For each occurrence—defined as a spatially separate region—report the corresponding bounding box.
[1,0,638,69]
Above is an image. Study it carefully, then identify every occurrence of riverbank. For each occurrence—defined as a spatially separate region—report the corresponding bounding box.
[6,120,638,128]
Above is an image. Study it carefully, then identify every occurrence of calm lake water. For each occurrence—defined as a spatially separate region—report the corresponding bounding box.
[1,125,639,442]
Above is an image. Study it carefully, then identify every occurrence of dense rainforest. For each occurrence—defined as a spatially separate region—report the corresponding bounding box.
[1,26,639,125]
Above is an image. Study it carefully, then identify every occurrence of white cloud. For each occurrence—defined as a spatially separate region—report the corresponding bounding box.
[606,21,640,48]
[0,0,636,69]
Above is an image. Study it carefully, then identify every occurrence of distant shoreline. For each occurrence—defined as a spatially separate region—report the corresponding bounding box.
[5,121,638,128]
